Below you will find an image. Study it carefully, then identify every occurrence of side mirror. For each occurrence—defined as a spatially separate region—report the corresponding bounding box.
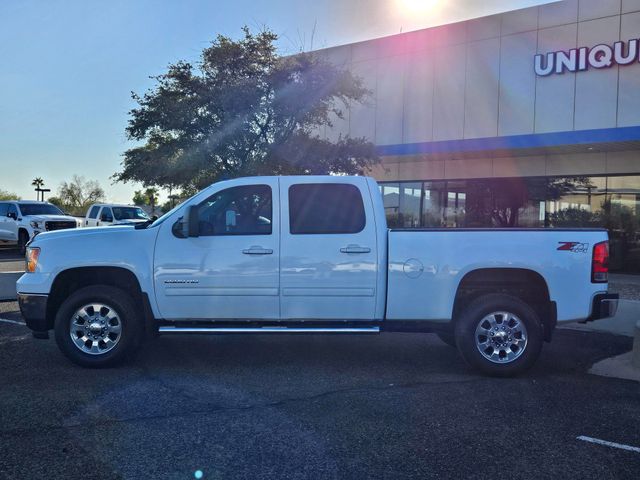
[188,205,199,237]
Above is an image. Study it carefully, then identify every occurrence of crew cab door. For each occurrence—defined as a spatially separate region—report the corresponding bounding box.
[0,203,8,241]
[5,204,19,241]
[153,178,280,320]
[99,207,114,226]
[280,177,379,320]
[85,206,100,227]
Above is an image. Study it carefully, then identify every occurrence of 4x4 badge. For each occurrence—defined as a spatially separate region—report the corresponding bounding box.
[557,242,589,253]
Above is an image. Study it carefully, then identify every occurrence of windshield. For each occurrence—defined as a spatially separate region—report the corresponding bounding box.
[18,203,64,216]
[112,206,150,221]
[149,191,199,228]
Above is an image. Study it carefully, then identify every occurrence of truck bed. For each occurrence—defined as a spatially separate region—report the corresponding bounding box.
[386,228,609,323]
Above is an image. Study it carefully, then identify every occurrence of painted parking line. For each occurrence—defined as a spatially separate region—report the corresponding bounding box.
[0,318,26,326]
[577,436,640,453]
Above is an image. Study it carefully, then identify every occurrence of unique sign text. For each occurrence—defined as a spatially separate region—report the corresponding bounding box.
[535,40,639,76]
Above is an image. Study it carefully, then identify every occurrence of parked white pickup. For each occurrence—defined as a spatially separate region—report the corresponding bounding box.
[84,203,150,227]
[16,176,618,375]
[0,201,79,254]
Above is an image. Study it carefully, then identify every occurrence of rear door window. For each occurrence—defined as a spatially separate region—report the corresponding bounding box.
[88,206,100,219]
[288,184,366,234]
[101,207,113,221]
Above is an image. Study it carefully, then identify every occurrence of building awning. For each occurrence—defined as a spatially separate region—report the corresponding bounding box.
[377,126,640,159]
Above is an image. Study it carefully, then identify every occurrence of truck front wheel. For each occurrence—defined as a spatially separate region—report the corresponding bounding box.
[18,230,29,256]
[54,285,141,368]
[454,294,543,377]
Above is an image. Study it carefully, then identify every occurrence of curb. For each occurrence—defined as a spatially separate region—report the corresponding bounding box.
[0,272,22,302]
[633,320,640,369]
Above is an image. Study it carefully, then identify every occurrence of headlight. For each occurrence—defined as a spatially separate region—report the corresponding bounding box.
[26,247,40,273]
[30,221,42,229]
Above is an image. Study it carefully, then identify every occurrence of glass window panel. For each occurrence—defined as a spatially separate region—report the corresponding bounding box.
[603,176,640,273]
[444,181,467,227]
[422,182,445,227]
[289,183,365,234]
[380,183,400,228]
[546,177,608,228]
[198,184,272,236]
[398,182,422,228]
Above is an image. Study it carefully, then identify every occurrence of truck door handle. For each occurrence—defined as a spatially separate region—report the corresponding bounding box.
[242,246,273,255]
[340,245,371,254]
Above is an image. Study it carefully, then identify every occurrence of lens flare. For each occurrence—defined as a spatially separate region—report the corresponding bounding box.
[398,0,440,14]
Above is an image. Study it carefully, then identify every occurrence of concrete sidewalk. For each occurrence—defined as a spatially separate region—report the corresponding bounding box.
[563,299,639,337]
[568,274,640,381]
[560,273,640,337]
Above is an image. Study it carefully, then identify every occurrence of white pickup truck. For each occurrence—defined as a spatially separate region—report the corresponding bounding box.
[0,201,80,254]
[17,176,618,375]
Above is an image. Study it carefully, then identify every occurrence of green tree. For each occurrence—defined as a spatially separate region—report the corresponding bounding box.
[114,27,377,191]
[144,187,159,212]
[47,196,64,209]
[31,177,44,201]
[0,189,21,200]
[132,190,148,206]
[57,175,106,215]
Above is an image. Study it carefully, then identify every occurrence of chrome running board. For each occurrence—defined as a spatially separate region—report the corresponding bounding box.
[158,326,380,334]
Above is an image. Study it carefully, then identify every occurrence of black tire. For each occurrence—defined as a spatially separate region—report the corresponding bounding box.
[436,331,457,348]
[18,230,29,256]
[54,285,141,368]
[454,294,543,377]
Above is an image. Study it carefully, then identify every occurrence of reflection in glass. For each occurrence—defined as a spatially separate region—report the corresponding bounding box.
[379,175,640,272]
[422,182,445,227]
[399,183,422,228]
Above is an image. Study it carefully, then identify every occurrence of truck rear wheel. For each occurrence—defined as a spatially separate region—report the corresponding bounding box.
[54,285,141,368]
[454,294,543,377]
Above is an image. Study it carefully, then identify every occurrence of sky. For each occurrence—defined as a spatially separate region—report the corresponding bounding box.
[0,0,555,204]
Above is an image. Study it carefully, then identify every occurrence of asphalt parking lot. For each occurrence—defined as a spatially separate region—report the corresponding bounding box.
[1,302,639,480]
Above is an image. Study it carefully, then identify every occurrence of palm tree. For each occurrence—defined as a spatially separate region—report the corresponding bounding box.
[31,177,44,201]
[144,187,159,213]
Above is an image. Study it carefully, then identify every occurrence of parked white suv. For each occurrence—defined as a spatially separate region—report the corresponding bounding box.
[84,204,150,227]
[0,201,80,254]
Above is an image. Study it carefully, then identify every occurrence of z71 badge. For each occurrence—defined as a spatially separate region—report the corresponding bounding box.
[557,242,589,253]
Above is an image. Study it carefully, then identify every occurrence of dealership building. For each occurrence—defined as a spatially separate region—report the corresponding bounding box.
[316,0,640,271]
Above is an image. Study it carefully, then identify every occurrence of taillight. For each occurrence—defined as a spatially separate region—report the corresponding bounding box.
[592,241,609,283]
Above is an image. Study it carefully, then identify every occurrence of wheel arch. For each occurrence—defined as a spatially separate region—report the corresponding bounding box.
[18,227,30,243]
[452,268,556,341]
[46,266,155,335]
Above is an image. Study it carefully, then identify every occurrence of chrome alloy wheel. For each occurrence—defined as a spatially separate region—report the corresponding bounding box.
[474,311,528,364]
[69,303,122,355]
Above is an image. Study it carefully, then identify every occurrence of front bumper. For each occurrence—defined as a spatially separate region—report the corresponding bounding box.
[17,293,49,334]
[584,293,619,322]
